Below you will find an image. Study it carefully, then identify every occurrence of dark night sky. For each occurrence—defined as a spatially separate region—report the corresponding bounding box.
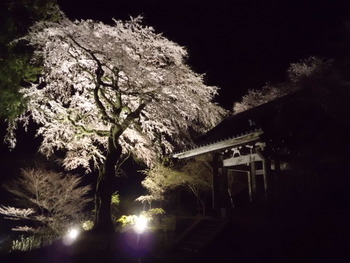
[58,0,349,109]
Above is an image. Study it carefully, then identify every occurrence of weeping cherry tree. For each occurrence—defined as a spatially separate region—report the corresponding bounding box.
[5,16,226,233]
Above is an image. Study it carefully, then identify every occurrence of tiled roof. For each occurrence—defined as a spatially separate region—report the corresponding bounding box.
[174,88,329,158]
[197,88,310,145]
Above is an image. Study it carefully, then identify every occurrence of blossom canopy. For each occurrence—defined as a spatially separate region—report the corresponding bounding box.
[7,16,226,172]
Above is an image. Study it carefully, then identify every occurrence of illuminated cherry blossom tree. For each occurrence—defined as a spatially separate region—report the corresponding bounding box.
[6,16,226,232]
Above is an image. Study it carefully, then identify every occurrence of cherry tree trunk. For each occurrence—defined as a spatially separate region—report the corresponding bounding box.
[93,136,121,233]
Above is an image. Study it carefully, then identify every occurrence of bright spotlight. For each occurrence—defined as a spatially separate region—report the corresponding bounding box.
[134,215,148,234]
[63,227,80,245]
[68,228,79,239]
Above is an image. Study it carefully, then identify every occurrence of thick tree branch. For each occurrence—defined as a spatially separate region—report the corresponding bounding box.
[108,103,146,150]
[116,152,131,171]
[121,102,146,129]
[68,36,116,124]
[99,88,120,116]
[93,85,116,123]
[67,115,110,137]
[115,91,122,114]
[68,36,104,77]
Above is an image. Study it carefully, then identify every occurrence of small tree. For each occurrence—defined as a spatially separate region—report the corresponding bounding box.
[137,163,186,205]
[179,155,212,215]
[0,167,92,244]
[138,155,212,215]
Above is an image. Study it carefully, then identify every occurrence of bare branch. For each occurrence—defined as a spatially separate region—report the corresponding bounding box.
[1,168,92,239]
[67,114,110,137]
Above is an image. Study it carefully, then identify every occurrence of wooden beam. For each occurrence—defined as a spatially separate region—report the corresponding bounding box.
[250,158,257,202]
[173,129,263,159]
[212,153,220,210]
[223,153,262,167]
[247,171,253,202]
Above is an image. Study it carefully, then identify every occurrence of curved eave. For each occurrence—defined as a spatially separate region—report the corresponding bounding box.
[173,129,263,159]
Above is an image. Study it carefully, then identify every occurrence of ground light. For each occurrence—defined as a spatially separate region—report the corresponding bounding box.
[133,215,149,235]
[68,228,79,239]
[132,215,150,263]
[63,227,80,245]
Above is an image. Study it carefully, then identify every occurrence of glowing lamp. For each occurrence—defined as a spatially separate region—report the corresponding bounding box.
[134,215,148,234]
[63,227,80,245]
[68,228,79,239]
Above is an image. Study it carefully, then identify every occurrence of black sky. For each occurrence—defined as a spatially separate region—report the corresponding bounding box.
[58,0,349,109]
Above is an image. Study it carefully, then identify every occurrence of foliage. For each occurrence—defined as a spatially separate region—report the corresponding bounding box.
[0,167,92,243]
[147,208,166,216]
[110,191,121,224]
[138,155,212,215]
[117,214,138,228]
[116,208,165,230]
[137,163,186,203]
[82,220,94,231]
[177,154,212,214]
[11,235,41,251]
[111,192,120,205]
[0,0,61,43]
[0,206,35,220]
[232,56,329,114]
[232,82,296,114]
[0,0,61,121]
[287,56,330,83]
[0,54,39,122]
